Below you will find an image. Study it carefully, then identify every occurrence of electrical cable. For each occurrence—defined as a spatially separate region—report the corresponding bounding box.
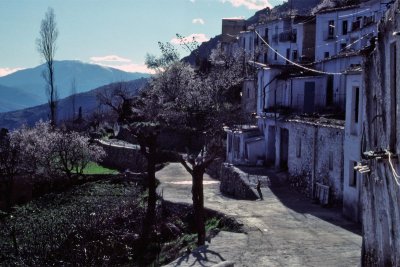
[386,149,400,186]
[255,30,343,75]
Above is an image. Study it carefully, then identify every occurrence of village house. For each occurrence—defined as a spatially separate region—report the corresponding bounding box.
[225,0,388,221]
[313,0,387,221]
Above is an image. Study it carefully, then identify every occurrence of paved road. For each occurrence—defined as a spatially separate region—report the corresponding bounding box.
[158,163,362,267]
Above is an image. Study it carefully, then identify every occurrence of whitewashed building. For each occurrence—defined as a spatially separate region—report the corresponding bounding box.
[225,0,389,215]
[343,66,364,221]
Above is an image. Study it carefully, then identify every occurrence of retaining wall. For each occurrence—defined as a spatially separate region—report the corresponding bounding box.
[220,163,258,200]
[97,140,147,172]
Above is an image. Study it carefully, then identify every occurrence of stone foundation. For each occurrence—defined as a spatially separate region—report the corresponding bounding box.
[220,163,258,200]
[96,140,147,172]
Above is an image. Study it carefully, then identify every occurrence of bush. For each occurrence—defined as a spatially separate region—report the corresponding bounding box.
[6,121,106,180]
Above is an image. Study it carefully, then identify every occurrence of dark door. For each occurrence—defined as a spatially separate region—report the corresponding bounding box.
[326,75,334,106]
[304,81,315,113]
[280,128,289,169]
[267,126,276,165]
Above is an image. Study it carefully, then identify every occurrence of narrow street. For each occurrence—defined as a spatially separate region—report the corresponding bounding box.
[158,163,362,267]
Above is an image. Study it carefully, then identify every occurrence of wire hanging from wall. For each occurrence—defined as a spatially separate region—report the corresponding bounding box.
[255,30,343,75]
[386,150,400,186]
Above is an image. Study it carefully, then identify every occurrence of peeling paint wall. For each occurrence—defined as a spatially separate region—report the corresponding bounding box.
[286,121,344,204]
[260,117,344,204]
[362,1,400,265]
[242,79,257,115]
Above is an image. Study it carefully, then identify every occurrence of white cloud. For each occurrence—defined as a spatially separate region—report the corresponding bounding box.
[170,33,210,45]
[192,18,205,25]
[0,67,25,77]
[90,55,131,63]
[223,16,245,19]
[91,62,155,74]
[221,0,272,10]
[189,0,195,3]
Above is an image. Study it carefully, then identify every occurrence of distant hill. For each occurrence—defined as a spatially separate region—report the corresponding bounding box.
[0,60,151,112]
[0,78,148,130]
[182,35,222,65]
[0,84,43,113]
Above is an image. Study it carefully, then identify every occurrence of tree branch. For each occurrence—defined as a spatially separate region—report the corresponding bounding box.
[180,157,193,175]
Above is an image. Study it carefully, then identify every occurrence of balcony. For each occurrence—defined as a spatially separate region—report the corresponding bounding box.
[279,31,297,43]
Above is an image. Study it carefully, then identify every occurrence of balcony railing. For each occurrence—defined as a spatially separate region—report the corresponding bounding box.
[263,93,346,115]
[279,31,297,43]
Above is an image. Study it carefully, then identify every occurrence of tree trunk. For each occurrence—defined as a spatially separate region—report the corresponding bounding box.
[4,176,14,212]
[140,140,157,243]
[192,166,206,246]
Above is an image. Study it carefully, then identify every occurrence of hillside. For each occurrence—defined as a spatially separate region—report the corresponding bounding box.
[0,78,147,130]
[0,84,42,113]
[0,60,150,112]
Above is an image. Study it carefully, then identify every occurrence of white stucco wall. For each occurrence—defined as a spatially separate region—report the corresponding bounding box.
[288,76,327,112]
[258,116,344,203]
[257,67,282,114]
[343,73,363,221]
[315,1,385,62]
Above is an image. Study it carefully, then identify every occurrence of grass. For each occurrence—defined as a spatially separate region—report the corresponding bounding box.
[81,162,119,175]
[0,179,145,266]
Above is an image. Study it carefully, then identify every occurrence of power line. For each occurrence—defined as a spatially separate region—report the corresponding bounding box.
[255,30,343,75]
[386,150,400,186]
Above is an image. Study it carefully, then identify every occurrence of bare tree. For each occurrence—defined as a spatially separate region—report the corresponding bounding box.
[37,7,58,127]
[70,78,77,121]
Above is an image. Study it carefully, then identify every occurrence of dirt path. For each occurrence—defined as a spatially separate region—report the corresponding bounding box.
[158,163,362,267]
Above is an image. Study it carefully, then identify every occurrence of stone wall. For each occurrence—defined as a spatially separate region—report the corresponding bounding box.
[220,163,258,200]
[286,121,344,205]
[97,140,147,172]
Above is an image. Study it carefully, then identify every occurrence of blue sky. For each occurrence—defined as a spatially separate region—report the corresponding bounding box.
[0,0,284,76]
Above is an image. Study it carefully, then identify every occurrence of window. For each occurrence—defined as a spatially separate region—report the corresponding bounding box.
[328,152,333,170]
[286,48,290,64]
[292,50,298,61]
[354,87,359,124]
[264,52,268,63]
[274,49,278,60]
[349,161,357,187]
[342,20,348,35]
[328,20,335,36]
[296,137,301,158]
[351,86,360,135]
[264,28,269,41]
[324,52,330,59]
[291,29,297,43]
[247,88,250,98]
[341,43,347,50]
[326,75,334,105]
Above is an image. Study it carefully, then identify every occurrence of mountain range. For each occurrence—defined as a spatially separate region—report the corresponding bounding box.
[0,78,148,130]
[0,60,150,112]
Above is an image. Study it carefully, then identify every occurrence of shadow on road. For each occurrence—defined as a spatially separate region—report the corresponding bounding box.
[237,166,362,236]
[174,245,226,267]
